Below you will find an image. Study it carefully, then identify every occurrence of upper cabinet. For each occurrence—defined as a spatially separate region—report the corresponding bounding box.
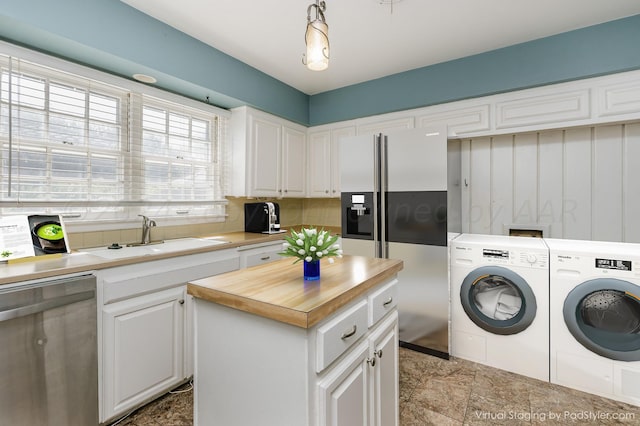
[229,106,306,198]
[307,126,355,198]
[307,70,640,140]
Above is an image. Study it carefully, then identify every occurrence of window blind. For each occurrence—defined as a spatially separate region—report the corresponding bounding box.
[0,51,228,224]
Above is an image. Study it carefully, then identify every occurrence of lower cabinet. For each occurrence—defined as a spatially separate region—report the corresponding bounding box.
[318,312,398,426]
[98,248,241,423]
[102,286,186,421]
[370,314,399,426]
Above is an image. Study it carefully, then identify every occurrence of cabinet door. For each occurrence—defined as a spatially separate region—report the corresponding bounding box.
[318,342,369,426]
[370,312,399,426]
[250,116,281,197]
[102,287,185,421]
[282,125,306,197]
[331,126,356,197]
[308,131,332,197]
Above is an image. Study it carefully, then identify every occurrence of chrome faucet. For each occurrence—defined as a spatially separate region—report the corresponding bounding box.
[139,215,156,245]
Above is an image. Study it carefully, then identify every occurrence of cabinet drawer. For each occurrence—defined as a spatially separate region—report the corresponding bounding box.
[243,249,281,267]
[239,243,283,268]
[368,279,398,327]
[102,251,240,304]
[316,300,368,372]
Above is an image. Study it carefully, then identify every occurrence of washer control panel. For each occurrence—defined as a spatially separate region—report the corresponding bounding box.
[482,248,547,268]
[452,244,548,268]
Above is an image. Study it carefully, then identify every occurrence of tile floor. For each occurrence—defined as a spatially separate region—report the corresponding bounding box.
[110,347,640,425]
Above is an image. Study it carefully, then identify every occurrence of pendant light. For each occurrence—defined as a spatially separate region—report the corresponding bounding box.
[303,0,329,71]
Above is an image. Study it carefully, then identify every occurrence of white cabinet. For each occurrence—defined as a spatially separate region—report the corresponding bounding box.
[102,287,185,421]
[238,240,284,268]
[307,126,355,198]
[250,116,281,195]
[317,312,398,426]
[98,249,240,423]
[318,341,370,426]
[230,106,306,197]
[282,125,307,197]
[369,314,399,426]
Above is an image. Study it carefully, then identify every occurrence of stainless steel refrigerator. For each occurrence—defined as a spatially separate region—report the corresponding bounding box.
[340,126,449,358]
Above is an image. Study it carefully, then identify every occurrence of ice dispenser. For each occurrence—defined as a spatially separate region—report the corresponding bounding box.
[341,192,374,240]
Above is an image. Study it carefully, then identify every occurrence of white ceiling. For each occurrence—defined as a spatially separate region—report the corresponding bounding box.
[121,0,640,95]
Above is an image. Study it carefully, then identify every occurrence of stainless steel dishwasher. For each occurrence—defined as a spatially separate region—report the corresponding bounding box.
[0,274,97,426]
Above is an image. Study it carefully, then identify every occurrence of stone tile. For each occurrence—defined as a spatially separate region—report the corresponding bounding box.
[400,404,462,426]
[530,386,640,425]
[464,365,534,425]
[588,393,640,424]
[471,365,535,403]
[113,383,193,426]
[463,392,531,426]
[399,348,428,395]
[409,376,474,422]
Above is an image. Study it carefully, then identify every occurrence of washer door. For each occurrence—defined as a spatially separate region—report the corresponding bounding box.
[460,266,537,335]
[563,278,640,361]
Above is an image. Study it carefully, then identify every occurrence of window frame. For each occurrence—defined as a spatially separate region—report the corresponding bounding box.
[0,42,230,232]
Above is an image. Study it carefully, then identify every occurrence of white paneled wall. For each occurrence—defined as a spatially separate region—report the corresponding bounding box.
[460,122,640,243]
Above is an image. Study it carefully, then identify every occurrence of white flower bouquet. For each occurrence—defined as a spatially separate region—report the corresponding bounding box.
[279,227,342,263]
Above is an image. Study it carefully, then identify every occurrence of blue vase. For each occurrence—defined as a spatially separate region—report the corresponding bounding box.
[303,259,320,281]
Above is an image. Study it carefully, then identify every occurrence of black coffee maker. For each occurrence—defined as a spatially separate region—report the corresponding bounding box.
[244,202,283,234]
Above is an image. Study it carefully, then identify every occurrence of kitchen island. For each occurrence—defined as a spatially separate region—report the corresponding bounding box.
[188,255,403,426]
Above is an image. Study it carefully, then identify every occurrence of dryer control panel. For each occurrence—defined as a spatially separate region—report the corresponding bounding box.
[595,258,632,271]
[553,253,640,278]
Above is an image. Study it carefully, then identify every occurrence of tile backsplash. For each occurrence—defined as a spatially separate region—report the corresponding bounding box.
[67,197,341,249]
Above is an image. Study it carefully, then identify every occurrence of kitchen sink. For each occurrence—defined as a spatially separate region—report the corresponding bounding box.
[79,237,229,259]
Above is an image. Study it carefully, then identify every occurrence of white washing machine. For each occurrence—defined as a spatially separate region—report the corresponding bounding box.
[450,234,549,381]
[547,238,640,406]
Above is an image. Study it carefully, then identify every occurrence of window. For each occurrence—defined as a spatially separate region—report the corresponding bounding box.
[140,99,217,202]
[0,50,229,227]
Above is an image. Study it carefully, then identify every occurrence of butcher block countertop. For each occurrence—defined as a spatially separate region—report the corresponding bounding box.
[187,255,403,329]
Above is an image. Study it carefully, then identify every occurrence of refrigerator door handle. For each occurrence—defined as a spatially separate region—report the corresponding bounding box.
[380,134,388,259]
[373,133,380,257]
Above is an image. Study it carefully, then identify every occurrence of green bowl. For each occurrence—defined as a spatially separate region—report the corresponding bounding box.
[35,222,64,241]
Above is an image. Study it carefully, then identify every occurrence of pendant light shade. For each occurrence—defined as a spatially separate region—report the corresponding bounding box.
[303,1,329,71]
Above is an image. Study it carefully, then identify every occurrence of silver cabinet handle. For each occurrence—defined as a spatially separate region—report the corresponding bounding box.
[341,325,357,339]
[367,357,376,367]
[375,349,383,358]
[260,256,271,261]
[179,299,185,305]
[382,297,393,307]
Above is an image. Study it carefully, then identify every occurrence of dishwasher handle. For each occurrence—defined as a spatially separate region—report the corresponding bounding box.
[0,290,95,322]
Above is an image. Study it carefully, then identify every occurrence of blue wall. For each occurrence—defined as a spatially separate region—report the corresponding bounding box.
[309,14,640,125]
[1,1,639,127]
[0,0,310,124]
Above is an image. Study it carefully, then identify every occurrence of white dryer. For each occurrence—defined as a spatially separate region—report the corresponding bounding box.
[547,238,640,406]
[450,234,549,381]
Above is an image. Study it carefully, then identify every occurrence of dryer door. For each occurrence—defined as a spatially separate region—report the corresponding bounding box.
[460,266,537,335]
[563,278,640,361]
